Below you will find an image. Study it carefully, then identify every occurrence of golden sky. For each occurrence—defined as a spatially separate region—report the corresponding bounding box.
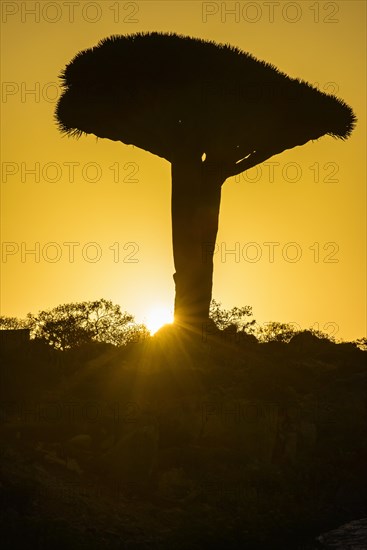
[1,0,366,340]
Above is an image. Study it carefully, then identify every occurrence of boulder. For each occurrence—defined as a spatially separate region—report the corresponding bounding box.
[317,517,367,549]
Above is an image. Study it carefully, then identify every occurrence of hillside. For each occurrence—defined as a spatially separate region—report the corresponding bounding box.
[1,328,366,549]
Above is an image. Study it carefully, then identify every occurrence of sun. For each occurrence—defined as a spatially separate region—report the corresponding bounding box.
[144,305,174,335]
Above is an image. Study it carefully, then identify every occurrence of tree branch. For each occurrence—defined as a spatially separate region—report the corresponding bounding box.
[224,150,273,179]
[223,144,294,179]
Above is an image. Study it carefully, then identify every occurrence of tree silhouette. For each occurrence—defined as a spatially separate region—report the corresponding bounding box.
[26,299,141,350]
[209,299,255,333]
[55,32,356,332]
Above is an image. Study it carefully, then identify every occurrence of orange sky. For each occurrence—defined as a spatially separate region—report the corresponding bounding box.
[1,1,366,341]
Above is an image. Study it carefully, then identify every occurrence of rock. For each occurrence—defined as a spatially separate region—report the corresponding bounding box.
[297,420,317,453]
[100,424,159,485]
[157,467,195,501]
[289,331,331,353]
[66,458,83,474]
[317,517,367,549]
[66,434,93,452]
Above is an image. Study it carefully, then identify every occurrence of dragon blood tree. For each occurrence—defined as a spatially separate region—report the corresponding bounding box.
[55,32,356,332]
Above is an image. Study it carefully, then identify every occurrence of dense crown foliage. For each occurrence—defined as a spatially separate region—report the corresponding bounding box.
[56,32,356,179]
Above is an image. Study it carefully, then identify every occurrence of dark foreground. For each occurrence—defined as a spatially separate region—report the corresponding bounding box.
[1,328,366,549]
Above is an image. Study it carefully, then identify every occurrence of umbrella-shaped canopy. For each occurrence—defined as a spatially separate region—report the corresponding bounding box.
[55,32,356,332]
[56,32,355,177]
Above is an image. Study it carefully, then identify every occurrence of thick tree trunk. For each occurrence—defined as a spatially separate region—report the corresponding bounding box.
[171,155,224,331]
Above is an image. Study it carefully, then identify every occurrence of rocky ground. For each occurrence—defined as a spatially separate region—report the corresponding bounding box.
[1,329,366,548]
